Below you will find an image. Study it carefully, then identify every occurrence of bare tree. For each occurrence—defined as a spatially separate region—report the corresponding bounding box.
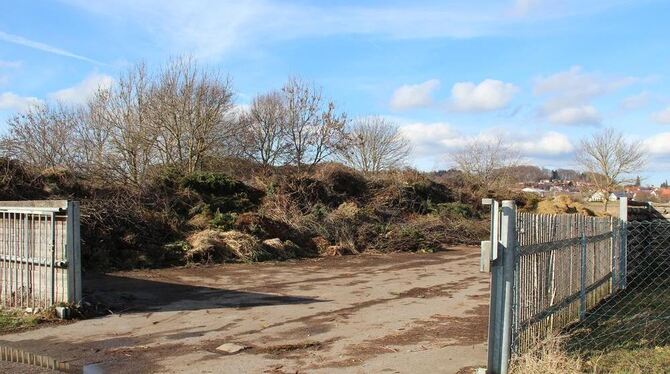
[576,128,647,211]
[1,103,81,170]
[241,91,289,166]
[87,63,157,186]
[339,117,411,173]
[450,138,520,192]
[149,57,236,172]
[282,77,348,168]
[76,102,112,177]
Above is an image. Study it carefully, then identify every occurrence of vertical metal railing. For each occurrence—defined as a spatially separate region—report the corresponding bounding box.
[0,201,81,309]
[483,199,517,374]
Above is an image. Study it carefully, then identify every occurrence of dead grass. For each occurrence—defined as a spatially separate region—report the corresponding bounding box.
[510,335,670,374]
[510,336,584,374]
[185,229,268,263]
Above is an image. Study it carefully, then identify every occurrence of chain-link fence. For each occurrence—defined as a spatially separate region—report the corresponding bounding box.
[564,220,670,355]
[482,198,670,373]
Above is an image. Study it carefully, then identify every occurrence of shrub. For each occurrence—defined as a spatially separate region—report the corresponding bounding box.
[375,215,446,253]
[369,172,454,218]
[435,202,480,219]
[182,172,243,195]
[182,172,264,214]
[210,210,237,230]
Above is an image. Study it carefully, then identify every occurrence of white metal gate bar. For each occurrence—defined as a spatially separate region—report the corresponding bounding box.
[0,201,81,309]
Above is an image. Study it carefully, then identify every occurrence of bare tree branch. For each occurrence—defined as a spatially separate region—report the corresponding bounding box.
[576,128,647,211]
[339,117,411,173]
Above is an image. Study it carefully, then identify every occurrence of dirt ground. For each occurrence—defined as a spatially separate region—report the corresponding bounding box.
[0,247,489,374]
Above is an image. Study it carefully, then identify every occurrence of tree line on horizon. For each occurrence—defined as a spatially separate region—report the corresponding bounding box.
[0,56,647,211]
[0,56,411,188]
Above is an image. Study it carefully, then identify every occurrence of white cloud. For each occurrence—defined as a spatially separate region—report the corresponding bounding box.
[534,66,637,103]
[449,79,518,112]
[534,66,640,126]
[515,131,574,155]
[398,121,462,156]
[651,107,670,125]
[544,105,601,126]
[645,133,670,155]
[48,73,113,105]
[620,91,651,111]
[398,121,573,161]
[61,0,633,60]
[389,79,440,111]
[0,92,43,112]
[0,30,102,65]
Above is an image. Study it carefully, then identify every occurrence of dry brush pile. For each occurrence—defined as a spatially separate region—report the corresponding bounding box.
[0,158,488,271]
[0,57,493,271]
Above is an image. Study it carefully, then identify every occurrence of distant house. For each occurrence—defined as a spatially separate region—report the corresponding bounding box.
[588,191,627,202]
[652,188,670,200]
[589,191,607,202]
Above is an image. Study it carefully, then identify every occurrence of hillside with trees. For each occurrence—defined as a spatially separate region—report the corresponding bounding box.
[0,58,497,271]
[1,57,630,271]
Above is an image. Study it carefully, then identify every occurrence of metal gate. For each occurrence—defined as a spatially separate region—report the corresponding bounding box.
[481,198,627,374]
[0,201,81,309]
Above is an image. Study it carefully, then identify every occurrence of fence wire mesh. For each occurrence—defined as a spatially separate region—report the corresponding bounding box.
[512,213,622,355]
[485,201,670,373]
[564,220,670,355]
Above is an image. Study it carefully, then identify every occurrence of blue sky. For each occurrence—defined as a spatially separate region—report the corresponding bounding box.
[1,0,670,184]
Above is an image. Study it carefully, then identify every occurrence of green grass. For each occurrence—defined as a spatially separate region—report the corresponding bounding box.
[557,273,670,373]
[0,310,41,333]
[587,346,670,374]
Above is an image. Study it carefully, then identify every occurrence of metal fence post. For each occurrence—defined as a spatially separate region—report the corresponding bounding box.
[66,201,82,304]
[485,199,503,374]
[579,219,587,320]
[500,200,517,374]
[486,200,516,374]
[50,212,56,305]
[619,197,628,290]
